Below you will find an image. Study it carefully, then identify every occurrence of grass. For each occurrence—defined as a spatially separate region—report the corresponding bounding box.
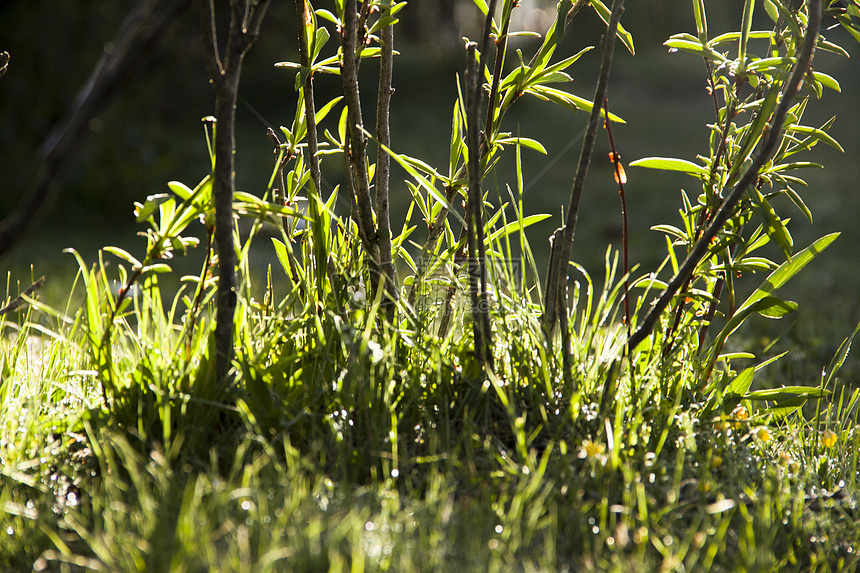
[3,1,860,571]
[2,239,858,571]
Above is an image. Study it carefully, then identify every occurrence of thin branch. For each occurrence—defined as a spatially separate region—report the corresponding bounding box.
[376,17,398,320]
[294,0,322,197]
[603,97,633,379]
[543,0,625,335]
[0,0,193,260]
[200,0,222,80]
[294,0,328,303]
[484,11,510,145]
[201,0,270,382]
[0,276,46,317]
[341,0,378,262]
[626,0,821,353]
[466,42,493,366]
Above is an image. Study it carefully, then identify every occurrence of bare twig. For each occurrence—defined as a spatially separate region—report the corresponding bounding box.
[603,97,632,380]
[483,3,509,146]
[626,0,821,353]
[0,0,193,260]
[0,276,45,317]
[543,0,625,336]
[294,0,323,201]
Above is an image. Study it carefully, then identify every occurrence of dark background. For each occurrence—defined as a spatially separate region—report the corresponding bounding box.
[1,0,858,381]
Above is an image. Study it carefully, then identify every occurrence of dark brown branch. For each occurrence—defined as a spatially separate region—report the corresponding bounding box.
[293,0,329,304]
[543,0,625,335]
[626,0,821,353]
[376,18,398,320]
[0,276,45,317]
[0,0,193,261]
[484,11,510,144]
[341,0,377,257]
[294,0,322,197]
[341,0,382,303]
[465,42,493,366]
[200,0,270,382]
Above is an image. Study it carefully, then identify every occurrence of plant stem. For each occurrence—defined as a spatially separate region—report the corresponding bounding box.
[603,96,633,387]
[465,42,493,366]
[0,0,193,260]
[627,0,821,353]
[484,11,510,147]
[341,0,381,293]
[543,0,625,336]
[295,0,327,304]
[376,15,397,322]
[200,0,270,382]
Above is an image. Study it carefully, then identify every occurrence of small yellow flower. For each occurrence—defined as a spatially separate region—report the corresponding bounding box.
[756,427,771,442]
[582,440,605,458]
[731,405,749,428]
[711,454,723,468]
[822,429,838,449]
[713,420,732,433]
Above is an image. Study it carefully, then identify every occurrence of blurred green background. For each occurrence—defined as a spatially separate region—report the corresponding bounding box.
[1,0,858,382]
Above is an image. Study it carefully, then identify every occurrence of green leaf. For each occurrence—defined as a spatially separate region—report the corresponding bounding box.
[812,71,841,92]
[823,319,860,388]
[525,85,625,122]
[104,247,142,269]
[629,157,708,176]
[495,136,547,154]
[728,367,755,399]
[650,224,688,242]
[783,187,813,224]
[786,124,843,152]
[140,263,172,275]
[664,37,727,62]
[589,0,635,54]
[484,214,551,244]
[756,297,797,318]
[472,0,489,16]
[744,386,830,401]
[707,31,774,48]
[750,186,793,261]
[767,161,823,172]
[745,56,795,73]
[739,0,755,64]
[693,0,708,42]
[312,27,330,63]
[315,96,343,125]
[134,194,171,223]
[167,181,194,200]
[737,233,838,317]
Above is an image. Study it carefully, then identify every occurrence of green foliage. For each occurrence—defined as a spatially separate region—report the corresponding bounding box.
[2,0,860,570]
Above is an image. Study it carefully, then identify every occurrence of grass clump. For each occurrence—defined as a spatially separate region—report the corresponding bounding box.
[2,0,860,571]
